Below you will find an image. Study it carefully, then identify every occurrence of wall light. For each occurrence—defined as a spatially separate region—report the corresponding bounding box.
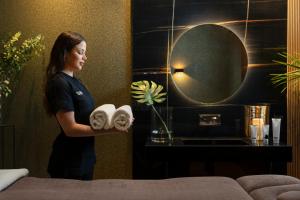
[174,68,184,73]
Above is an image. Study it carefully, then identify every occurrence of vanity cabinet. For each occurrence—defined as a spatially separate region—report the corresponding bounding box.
[132,105,290,179]
[143,139,292,179]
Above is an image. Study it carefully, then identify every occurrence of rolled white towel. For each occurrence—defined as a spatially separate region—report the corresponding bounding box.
[90,104,116,130]
[0,168,29,191]
[112,105,133,131]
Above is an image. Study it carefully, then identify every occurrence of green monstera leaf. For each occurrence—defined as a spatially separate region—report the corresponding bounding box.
[131,80,167,106]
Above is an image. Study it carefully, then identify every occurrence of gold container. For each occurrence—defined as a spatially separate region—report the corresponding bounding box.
[244,104,270,141]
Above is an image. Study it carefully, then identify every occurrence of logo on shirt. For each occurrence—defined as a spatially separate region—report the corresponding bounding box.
[76,91,83,96]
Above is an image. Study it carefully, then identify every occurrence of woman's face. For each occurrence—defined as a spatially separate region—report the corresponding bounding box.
[64,41,87,72]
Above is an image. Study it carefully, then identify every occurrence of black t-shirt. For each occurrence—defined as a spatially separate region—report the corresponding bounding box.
[46,72,96,171]
[47,72,95,125]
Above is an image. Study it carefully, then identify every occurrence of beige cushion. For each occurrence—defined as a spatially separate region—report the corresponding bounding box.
[236,175,300,193]
[250,184,300,200]
[278,191,300,200]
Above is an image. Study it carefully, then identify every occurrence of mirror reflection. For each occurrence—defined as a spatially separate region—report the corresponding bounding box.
[170,24,248,104]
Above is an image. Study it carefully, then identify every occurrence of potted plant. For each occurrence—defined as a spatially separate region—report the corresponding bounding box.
[0,32,45,123]
[131,80,172,143]
[271,52,300,91]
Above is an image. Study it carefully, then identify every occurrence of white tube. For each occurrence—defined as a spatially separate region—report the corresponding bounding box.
[272,118,281,144]
[262,124,269,144]
[250,125,257,144]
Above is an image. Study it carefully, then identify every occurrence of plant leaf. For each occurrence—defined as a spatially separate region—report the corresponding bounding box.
[131,80,167,106]
[131,91,145,95]
[152,85,164,97]
[153,98,166,103]
[132,94,145,99]
[150,81,157,93]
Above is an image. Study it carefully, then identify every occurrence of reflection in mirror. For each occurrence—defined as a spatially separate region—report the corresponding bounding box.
[170,24,248,104]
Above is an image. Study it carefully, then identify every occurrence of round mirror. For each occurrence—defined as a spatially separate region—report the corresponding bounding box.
[170,24,248,104]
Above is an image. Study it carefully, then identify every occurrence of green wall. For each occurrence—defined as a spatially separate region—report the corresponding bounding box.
[0,0,132,178]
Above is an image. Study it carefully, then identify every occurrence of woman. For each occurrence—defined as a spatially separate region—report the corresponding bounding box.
[44,31,113,180]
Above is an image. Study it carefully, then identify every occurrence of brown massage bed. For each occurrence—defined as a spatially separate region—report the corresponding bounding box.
[1,169,300,200]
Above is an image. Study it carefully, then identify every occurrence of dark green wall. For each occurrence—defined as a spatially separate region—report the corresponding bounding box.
[0,0,132,178]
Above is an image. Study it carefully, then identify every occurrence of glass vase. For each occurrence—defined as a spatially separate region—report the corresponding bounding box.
[150,107,173,143]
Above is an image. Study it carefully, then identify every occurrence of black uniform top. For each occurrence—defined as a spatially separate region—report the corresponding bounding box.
[46,72,96,174]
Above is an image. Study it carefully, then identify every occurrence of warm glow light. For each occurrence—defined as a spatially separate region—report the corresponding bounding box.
[173,62,184,69]
[173,71,185,79]
[172,62,185,74]
[252,118,264,141]
[248,63,276,68]
[172,71,190,86]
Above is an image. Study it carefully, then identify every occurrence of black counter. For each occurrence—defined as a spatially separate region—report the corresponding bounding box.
[144,137,292,178]
[145,137,292,161]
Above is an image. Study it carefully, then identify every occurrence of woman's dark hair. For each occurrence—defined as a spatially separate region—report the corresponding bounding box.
[44,31,86,115]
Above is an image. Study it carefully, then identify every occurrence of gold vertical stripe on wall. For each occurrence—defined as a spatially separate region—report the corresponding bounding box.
[287,0,300,178]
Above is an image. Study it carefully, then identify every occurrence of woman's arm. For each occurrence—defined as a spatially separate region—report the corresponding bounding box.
[56,111,116,137]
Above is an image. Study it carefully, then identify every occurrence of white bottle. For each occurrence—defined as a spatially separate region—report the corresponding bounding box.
[272,118,281,144]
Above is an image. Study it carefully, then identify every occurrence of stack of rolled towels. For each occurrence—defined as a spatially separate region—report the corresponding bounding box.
[89,104,133,131]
